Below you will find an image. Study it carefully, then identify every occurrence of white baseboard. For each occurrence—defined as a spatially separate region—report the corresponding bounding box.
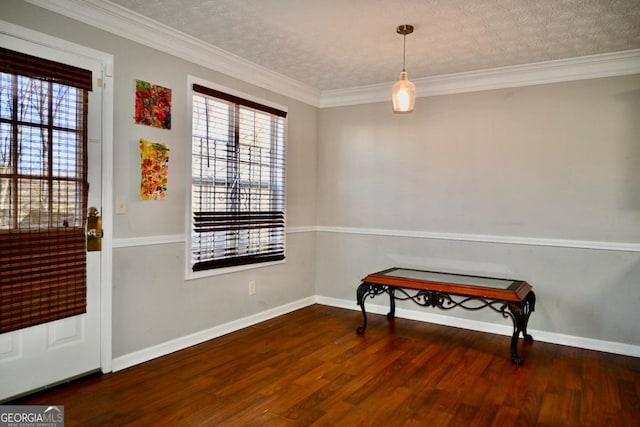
[112,294,639,372]
[315,296,640,358]
[111,296,316,372]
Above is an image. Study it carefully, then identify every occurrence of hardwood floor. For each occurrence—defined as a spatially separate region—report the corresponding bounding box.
[12,304,640,426]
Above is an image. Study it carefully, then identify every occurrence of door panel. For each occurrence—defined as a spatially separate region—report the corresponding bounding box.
[0,34,103,401]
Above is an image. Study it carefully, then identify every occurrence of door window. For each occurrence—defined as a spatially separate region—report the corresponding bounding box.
[0,47,91,333]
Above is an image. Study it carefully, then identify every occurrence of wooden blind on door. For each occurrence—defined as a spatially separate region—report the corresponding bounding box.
[0,47,91,334]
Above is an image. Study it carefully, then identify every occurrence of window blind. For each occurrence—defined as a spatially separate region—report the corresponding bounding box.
[0,47,90,333]
[191,84,286,271]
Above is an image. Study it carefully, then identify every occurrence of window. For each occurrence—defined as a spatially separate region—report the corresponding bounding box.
[0,47,91,333]
[190,82,286,273]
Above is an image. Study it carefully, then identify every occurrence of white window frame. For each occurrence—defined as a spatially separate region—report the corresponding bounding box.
[185,76,287,280]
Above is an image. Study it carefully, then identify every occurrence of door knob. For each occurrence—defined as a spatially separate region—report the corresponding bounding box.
[87,206,103,252]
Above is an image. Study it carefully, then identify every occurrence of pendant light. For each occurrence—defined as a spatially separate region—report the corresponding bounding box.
[392,24,416,113]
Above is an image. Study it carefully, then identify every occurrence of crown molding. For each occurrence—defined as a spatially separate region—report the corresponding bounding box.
[26,1,640,109]
[320,49,640,107]
[24,0,321,106]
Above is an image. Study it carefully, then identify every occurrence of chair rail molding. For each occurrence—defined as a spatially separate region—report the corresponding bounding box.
[316,226,640,252]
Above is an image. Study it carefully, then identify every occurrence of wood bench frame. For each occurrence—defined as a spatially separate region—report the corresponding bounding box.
[355,268,536,365]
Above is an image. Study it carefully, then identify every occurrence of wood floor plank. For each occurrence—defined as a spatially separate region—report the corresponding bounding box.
[490,405,519,427]
[9,304,640,426]
[447,402,479,427]
[470,403,501,427]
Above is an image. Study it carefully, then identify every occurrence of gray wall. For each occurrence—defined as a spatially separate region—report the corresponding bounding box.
[317,76,640,346]
[5,0,639,358]
[318,78,640,241]
[3,0,318,358]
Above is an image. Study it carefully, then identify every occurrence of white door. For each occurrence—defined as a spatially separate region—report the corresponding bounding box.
[0,31,106,401]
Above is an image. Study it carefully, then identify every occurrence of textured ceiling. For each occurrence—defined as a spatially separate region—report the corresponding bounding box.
[108,0,640,91]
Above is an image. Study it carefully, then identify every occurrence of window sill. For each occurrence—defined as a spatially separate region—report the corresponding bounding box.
[185,259,285,281]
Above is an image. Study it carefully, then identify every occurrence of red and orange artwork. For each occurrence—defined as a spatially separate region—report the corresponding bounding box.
[140,139,170,200]
[135,79,171,129]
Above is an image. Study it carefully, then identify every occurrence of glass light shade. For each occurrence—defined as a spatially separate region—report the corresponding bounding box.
[392,71,416,113]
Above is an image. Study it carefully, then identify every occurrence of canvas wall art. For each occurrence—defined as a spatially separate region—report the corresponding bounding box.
[140,138,170,200]
[135,79,172,129]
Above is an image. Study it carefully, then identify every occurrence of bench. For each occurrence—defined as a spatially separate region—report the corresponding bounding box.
[355,267,536,365]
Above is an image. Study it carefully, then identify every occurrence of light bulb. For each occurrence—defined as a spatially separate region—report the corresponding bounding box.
[392,71,416,113]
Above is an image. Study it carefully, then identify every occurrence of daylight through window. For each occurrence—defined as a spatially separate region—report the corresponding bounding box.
[190,83,286,272]
[0,47,91,333]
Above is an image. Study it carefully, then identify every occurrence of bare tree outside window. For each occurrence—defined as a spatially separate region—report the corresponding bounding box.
[0,46,90,334]
[0,74,82,231]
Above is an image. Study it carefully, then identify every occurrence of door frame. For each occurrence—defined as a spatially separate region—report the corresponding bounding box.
[1,20,114,373]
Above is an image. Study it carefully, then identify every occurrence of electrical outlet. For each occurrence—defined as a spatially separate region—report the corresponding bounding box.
[248,280,256,296]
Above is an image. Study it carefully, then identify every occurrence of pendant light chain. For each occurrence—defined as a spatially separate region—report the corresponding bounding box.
[402,33,407,72]
[397,24,414,73]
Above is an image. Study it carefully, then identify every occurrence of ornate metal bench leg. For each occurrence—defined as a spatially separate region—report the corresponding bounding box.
[356,282,390,334]
[356,282,369,334]
[506,296,535,365]
[522,291,536,342]
[509,326,523,365]
[387,288,396,319]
